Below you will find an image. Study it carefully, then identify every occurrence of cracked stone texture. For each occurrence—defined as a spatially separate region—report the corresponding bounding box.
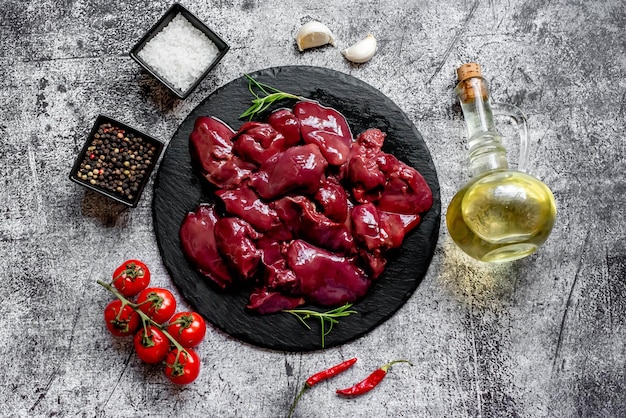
[1,0,625,417]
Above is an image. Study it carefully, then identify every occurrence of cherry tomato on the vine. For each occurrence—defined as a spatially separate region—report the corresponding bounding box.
[103,299,141,337]
[164,348,201,384]
[134,325,171,364]
[112,259,150,297]
[167,312,207,348]
[136,287,177,324]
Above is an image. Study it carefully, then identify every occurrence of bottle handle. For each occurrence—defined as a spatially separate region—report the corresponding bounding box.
[491,102,529,172]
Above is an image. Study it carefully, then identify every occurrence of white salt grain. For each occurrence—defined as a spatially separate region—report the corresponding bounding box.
[138,13,220,93]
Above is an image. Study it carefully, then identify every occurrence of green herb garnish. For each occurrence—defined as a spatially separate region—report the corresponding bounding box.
[283,303,358,348]
[239,74,307,120]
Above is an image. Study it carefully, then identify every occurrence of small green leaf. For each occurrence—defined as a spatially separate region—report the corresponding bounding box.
[239,74,307,120]
[283,303,358,348]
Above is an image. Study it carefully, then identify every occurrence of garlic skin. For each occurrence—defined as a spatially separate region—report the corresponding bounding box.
[296,21,335,51]
[342,34,377,63]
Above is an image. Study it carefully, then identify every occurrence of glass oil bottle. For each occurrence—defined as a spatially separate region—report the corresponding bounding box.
[446,63,557,262]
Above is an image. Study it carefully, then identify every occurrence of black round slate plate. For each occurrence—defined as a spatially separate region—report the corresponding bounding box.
[153,66,441,352]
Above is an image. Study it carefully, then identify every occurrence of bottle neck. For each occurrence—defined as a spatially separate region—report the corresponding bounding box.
[455,77,509,177]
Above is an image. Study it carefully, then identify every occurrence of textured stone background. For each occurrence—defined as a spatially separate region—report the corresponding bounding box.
[1,0,625,417]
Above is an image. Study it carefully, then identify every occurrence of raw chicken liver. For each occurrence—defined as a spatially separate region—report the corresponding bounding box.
[180,101,433,314]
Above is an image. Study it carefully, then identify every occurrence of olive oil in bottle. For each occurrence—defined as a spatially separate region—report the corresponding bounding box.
[446,63,557,262]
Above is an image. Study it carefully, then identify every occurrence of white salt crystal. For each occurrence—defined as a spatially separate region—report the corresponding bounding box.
[138,13,220,93]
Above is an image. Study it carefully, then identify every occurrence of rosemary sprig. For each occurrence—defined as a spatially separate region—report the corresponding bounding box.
[283,303,358,348]
[239,74,307,120]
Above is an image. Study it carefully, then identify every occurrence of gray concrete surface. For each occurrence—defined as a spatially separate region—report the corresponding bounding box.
[1,0,625,416]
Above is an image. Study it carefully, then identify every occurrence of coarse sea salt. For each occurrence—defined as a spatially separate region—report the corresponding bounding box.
[138,13,220,93]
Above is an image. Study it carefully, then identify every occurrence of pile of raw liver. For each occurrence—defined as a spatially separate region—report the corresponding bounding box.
[180,101,433,314]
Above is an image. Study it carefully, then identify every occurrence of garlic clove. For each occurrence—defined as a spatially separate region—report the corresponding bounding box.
[341,34,377,63]
[296,21,335,52]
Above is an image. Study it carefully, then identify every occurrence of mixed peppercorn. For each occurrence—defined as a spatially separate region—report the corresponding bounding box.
[74,122,158,204]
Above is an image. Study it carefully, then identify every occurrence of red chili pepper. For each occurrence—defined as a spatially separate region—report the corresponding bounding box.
[306,357,357,387]
[288,357,357,418]
[336,359,412,397]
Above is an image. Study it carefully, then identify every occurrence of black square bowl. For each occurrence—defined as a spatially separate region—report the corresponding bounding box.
[129,3,230,99]
[69,115,165,208]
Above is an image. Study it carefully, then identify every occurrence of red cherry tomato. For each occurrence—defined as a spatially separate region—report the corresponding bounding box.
[164,348,201,384]
[103,299,140,337]
[112,259,150,297]
[134,325,170,364]
[136,288,177,324]
[166,312,207,348]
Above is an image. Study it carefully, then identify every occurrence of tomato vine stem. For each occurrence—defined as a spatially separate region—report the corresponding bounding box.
[97,280,189,376]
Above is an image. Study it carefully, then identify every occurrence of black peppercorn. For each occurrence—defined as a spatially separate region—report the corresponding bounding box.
[74,121,160,205]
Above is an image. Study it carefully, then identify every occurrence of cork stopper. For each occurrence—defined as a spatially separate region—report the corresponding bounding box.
[455,63,487,102]
[456,62,482,82]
